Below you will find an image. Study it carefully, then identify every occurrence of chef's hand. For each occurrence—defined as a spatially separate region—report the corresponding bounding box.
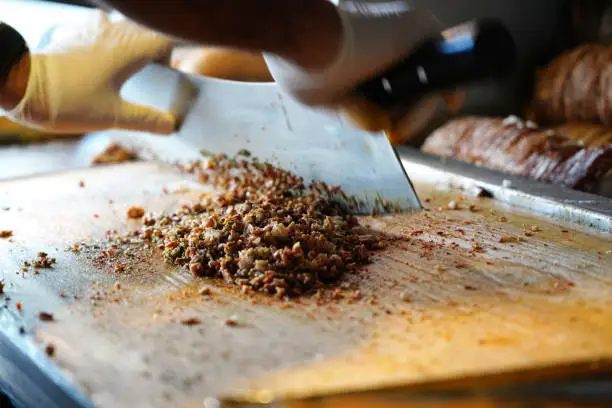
[3,10,175,135]
[264,1,445,144]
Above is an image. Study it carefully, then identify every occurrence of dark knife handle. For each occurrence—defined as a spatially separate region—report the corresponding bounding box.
[354,19,517,110]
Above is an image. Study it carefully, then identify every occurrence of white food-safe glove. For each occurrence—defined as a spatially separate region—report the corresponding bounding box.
[3,10,175,135]
[264,0,445,142]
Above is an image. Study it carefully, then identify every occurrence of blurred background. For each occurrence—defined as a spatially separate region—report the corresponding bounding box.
[1,0,611,179]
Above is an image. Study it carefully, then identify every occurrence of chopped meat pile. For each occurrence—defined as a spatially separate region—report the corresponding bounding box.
[103,152,386,296]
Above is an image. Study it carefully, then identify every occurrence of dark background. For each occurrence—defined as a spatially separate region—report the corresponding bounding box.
[43,0,93,6]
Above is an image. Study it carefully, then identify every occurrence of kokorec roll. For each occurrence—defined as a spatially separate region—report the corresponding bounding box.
[530,44,612,126]
[422,116,612,196]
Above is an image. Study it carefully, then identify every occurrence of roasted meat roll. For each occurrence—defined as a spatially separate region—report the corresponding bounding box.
[530,44,612,126]
[554,123,612,146]
[422,116,612,196]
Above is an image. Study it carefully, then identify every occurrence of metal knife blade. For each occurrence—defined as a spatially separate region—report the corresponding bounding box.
[101,65,422,214]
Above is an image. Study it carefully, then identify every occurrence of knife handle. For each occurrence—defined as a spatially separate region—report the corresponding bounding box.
[355,19,517,110]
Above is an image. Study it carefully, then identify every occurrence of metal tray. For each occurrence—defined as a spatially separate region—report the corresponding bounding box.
[397,146,612,233]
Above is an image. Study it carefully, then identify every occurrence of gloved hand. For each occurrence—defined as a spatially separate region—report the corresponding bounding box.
[264,0,446,144]
[3,10,175,135]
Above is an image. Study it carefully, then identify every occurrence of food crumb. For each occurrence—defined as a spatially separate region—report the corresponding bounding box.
[399,292,411,302]
[19,326,25,335]
[39,312,54,322]
[225,315,240,327]
[474,187,493,198]
[127,206,145,219]
[32,252,56,269]
[79,180,85,188]
[44,343,55,357]
[447,200,459,210]
[16,302,22,311]
[180,317,202,326]
[0,230,13,238]
[91,143,138,165]
[0,280,4,294]
[198,286,212,296]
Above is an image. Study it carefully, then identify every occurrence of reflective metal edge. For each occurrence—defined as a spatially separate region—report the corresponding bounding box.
[396,146,611,233]
[0,315,93,408]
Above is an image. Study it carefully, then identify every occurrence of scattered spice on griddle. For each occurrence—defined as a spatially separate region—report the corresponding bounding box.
[45,343,55,357]
[126,206,145,219]
[0,230,13,238]
[180,317,202,326]
[471,243,484,252]
[561,229,569,233]
[98,152,387,297]
[39,312,54,322]
[498,216,508,223]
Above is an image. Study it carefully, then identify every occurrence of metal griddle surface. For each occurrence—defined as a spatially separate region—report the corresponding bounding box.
[0,161,609,408]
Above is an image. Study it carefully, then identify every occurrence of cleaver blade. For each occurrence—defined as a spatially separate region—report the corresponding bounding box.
[109,65,422,215]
